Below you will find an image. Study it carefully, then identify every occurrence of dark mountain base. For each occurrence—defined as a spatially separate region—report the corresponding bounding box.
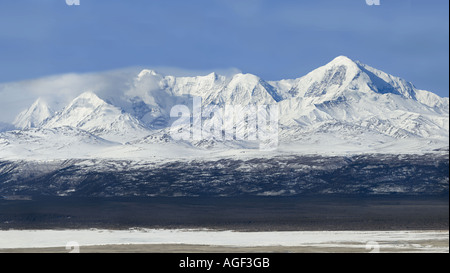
[0,153,448,230]
[0,195,448,231]
[0,153,448,197]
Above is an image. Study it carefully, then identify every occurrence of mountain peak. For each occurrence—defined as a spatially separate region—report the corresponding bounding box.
[137,69,160,80]
[77,91,101,100]
[330,55,354,63]
[206,72,219,80]
[71,91,107,108]
[4,57,449,155]
[42,91,149,143]
[32,97,49,108]
[285,56,361,98]
[13,98,53,129]
[231,73,261,83]
[325,56,360,71]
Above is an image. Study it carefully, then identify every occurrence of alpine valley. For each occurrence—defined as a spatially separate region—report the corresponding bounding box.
[0,56,448,197]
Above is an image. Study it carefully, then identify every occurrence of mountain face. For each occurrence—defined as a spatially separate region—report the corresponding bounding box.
[167,72,282,105]
[1,56,449,160]
[42,92,149,143]
[275,56,449,141]
[13,98,53,130]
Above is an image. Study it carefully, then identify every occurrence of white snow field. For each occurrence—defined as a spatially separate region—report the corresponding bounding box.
[0,56,448,160]
[0,229,448,253]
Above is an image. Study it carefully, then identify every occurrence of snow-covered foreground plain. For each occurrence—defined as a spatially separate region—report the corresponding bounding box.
[0,229,448,253]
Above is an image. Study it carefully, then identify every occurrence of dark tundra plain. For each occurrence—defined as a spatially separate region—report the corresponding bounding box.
[0,153,448,231]
[0,195,448,231]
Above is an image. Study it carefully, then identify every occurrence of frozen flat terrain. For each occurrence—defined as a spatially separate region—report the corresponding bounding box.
[0,229,448,253]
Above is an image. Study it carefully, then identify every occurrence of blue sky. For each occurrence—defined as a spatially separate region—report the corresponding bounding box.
[0,0,448,97]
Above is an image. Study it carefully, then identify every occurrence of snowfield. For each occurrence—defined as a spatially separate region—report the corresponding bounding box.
[0,229,448,253]
[0,56,448,161]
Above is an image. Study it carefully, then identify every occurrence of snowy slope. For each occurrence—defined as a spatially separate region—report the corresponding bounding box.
[0,127,115,160]
[42,92,150,143]
[1,56,448,160]
[167,72,281,105]
[13,98,53,130]
[274,56,449,141]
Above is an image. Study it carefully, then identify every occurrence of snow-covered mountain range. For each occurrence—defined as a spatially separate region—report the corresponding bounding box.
[1,56,448,160]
